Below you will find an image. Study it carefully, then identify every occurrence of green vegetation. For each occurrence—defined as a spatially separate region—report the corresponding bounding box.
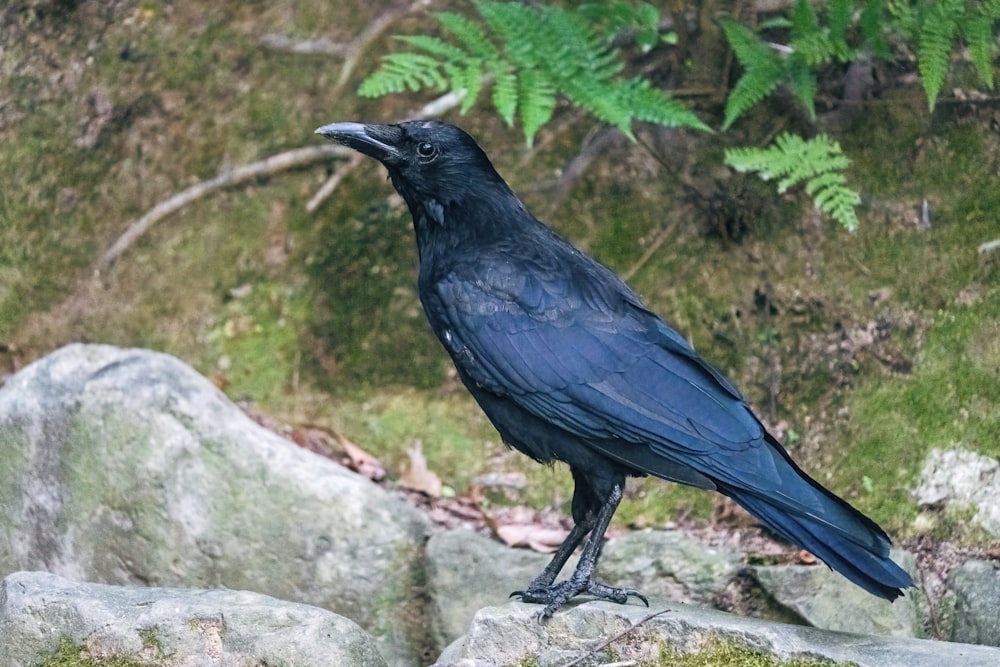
[41,639,145,667]
[359,0,709,144]
[659,636,852,666]
[2,1,999,558]
[725,134,860,231]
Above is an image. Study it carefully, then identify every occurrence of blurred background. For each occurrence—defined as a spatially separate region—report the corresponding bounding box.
[1,0,998,555]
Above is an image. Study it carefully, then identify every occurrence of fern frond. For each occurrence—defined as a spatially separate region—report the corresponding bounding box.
[518,68,556,144]
[453,60,484,114]
[962,13,997,90]
[721,19,785,129]
[359,0,708,144]
[618,79,713,132]
[725,133,859,231]
[790,0,828,66]
[827,0,853,50]
[786,56,818,120]
[492,70,518,126]
[435,11,500,62]
[861,0,891,59]
[917,1,962,110]
[358,53,447,97]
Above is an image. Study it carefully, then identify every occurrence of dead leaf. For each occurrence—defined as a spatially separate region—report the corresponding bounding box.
[338,435,386,482]
[289,423,385,482]
[494,523,569,553]
[797,549,818,565]
[399,440,442,497]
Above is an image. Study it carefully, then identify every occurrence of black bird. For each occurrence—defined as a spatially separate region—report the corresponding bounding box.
[316,120,913,618]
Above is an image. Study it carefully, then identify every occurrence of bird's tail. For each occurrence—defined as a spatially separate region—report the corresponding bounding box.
[722,436,913,600]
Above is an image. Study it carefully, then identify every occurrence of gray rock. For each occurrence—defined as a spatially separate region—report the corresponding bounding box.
[0,344,429,666]
[435,600,1000,667]
[753,549,924,637]
[426,527,741,653]
[425,529,579,653]
[914,448,1000,537]
[597,529,742,604]
[949,559,1000,646]
[0,570,387,666]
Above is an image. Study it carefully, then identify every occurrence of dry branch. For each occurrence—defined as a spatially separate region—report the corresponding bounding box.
[97,144,351,272]
[260,0,432,92]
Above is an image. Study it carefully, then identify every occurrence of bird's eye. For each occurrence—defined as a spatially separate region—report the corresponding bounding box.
[416,141,436,158]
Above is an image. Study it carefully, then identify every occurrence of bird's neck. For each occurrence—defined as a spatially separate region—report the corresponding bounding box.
[407,186,533,269]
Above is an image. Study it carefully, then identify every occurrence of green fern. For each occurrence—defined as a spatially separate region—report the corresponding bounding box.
[720,19,785,129]
[725,133,861,231]
[722,0,865,128]
[893,0,1000,110]
[358,0,709,145]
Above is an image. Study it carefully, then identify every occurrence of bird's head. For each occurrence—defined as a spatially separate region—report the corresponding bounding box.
[315,120,515,227]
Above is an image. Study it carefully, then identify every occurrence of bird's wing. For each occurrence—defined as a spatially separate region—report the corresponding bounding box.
[432,256,772,486]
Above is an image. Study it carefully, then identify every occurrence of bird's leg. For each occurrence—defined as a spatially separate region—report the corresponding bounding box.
[513,478,648,619]
[512,514,594,596]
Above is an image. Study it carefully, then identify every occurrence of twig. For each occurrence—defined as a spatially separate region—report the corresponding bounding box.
[305,151,365,213]
[622,217,681,282]
[261,0,432,93]
[259,34,347,56]
[97,144,351,272]
[558,608,671,667]
[336,0,432,91]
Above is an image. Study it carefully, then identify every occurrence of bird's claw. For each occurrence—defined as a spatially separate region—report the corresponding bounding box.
[510,578,648,620]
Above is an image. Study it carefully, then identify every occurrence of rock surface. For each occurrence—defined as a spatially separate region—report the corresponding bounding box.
[434,600,1000,667]
[426,527,742,653]
[596,529,743,604]
[4,344,1000,666]
[0,344,429,666]
[949,559,1000,647]
[914,448,1000,537]
[753,549,924,638]
[0,570,386,667]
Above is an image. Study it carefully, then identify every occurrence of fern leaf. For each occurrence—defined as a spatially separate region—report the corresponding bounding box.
[619,79,711,132]
[962,13,997,90]
[492,70,518,126]
[805,171,860,231]
[790,0,827,66]
[725,133,859,231]
[359,53,446,97]
[455,60,484,114]
[827,0,852,47]
[861,0,891,59]
[518,68,556,145]
[721,19,785,128]
[786,56,818,120]
[918,1,961,110]
[397,35,467,61]
[435,10,500,62]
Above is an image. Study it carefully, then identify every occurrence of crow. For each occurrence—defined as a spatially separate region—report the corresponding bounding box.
[315,120,913,618]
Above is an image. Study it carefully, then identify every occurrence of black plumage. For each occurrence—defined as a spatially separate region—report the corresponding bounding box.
[316,120,913,618]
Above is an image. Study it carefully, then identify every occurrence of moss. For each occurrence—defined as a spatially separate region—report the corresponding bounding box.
[204,280,314,404]
[40,639,146,667]
[834,298,1000,539]
[658,636,852,667]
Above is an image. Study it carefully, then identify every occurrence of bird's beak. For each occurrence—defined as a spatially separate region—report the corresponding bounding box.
[315,122,404,165]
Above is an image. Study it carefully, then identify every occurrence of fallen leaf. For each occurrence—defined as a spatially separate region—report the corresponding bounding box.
[290,424,385,482]
[797,549,818,565]
[400,440,442,497]
[494,523,569,553]
[337,435,386,482]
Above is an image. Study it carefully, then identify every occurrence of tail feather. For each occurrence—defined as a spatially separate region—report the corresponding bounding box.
[725,487,913,600]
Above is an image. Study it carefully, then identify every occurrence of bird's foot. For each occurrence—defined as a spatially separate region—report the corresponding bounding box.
[511,576,648,620]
